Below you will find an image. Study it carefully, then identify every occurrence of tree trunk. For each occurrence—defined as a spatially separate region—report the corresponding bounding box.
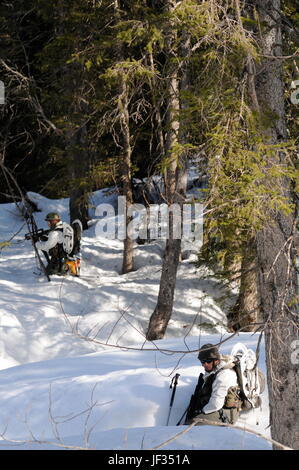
[257,215,299,449]
[113,0,134,274]
[68,125,90,230]
[120,78,134,274]
[253,0,299,449]
[146,71,181,339]
[146,236,182,340]
[146,4,188,340]
[54,5,90,230]
[148,49,165,164]
[69,187,89,229]
[228,241,261,332]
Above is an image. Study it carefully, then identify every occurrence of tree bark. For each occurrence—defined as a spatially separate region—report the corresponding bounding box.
[146,4,188,340]
[54,4,90,229]
[120,78,134,274]
[113,0,134,274]
[257,214,299,449]
[252,0,299,449]
[68,125,90,230]
[146,70,181,339]
[228,241,261,332]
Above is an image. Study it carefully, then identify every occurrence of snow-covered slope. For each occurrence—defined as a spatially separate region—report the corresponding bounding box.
[0,191,271,450]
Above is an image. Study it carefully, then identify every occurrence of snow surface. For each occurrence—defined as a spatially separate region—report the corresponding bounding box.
[0,190,272,450]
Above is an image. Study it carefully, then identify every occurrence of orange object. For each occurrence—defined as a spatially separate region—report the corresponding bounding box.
[65,259,81,276]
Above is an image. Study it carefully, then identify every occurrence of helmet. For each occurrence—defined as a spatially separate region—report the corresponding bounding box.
[198,343,220,362]
[45,212,61,222]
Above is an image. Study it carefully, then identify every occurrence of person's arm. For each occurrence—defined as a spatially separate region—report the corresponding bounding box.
[35,231,61,253]
[202,369,237,414]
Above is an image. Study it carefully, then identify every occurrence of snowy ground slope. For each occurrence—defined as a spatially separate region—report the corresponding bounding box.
[0,192,271,450]
[0,335,271,450]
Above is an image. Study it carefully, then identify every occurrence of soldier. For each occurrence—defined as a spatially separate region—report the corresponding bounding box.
[35,212,69,276]
[184,343,241,426]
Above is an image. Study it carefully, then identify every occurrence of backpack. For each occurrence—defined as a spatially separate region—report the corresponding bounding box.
[59,219,83,257]
[69,219,82,257]
[61,222,74,255]
[230,342,265,411]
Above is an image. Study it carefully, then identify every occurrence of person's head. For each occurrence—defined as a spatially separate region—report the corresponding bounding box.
[198,343,221,372]
[45,212,61,228]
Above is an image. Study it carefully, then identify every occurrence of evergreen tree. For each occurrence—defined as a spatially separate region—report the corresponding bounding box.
[0,1,62,201]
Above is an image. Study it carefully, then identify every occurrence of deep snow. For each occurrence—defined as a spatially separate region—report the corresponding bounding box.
[0,190,272,450]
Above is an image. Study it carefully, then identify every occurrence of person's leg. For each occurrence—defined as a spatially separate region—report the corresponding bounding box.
[185,408,239,426]
[185,410,224,426]
[46,257,61,275]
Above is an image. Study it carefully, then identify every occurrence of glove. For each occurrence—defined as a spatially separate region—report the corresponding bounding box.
[25,233,39,243]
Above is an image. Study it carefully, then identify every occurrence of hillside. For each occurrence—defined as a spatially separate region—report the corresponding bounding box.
[0,191,271,450]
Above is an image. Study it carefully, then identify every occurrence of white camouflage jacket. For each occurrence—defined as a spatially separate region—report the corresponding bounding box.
[35,222,64,253]
[202,357,238,414]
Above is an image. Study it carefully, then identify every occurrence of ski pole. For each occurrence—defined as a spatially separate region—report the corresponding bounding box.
[176,405,189,426]
[166,373,180,426]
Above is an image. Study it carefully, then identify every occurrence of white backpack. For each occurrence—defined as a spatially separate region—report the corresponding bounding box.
[61,222,74,255]
[231,342,265,410]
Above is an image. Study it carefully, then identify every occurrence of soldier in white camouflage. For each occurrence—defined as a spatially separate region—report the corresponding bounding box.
[185,344,241,426]
[35,212,69,275]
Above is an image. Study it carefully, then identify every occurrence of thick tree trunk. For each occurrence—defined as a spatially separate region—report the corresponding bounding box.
[146,236,182,340]
[228,241,261,332]
[69,188,89,229]
[146,70,181,340]
[257,215,299,449]
[146,4,188,340]
[253,0,299,449]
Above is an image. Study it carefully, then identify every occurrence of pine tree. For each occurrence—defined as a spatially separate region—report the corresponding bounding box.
[0,0,62,200]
